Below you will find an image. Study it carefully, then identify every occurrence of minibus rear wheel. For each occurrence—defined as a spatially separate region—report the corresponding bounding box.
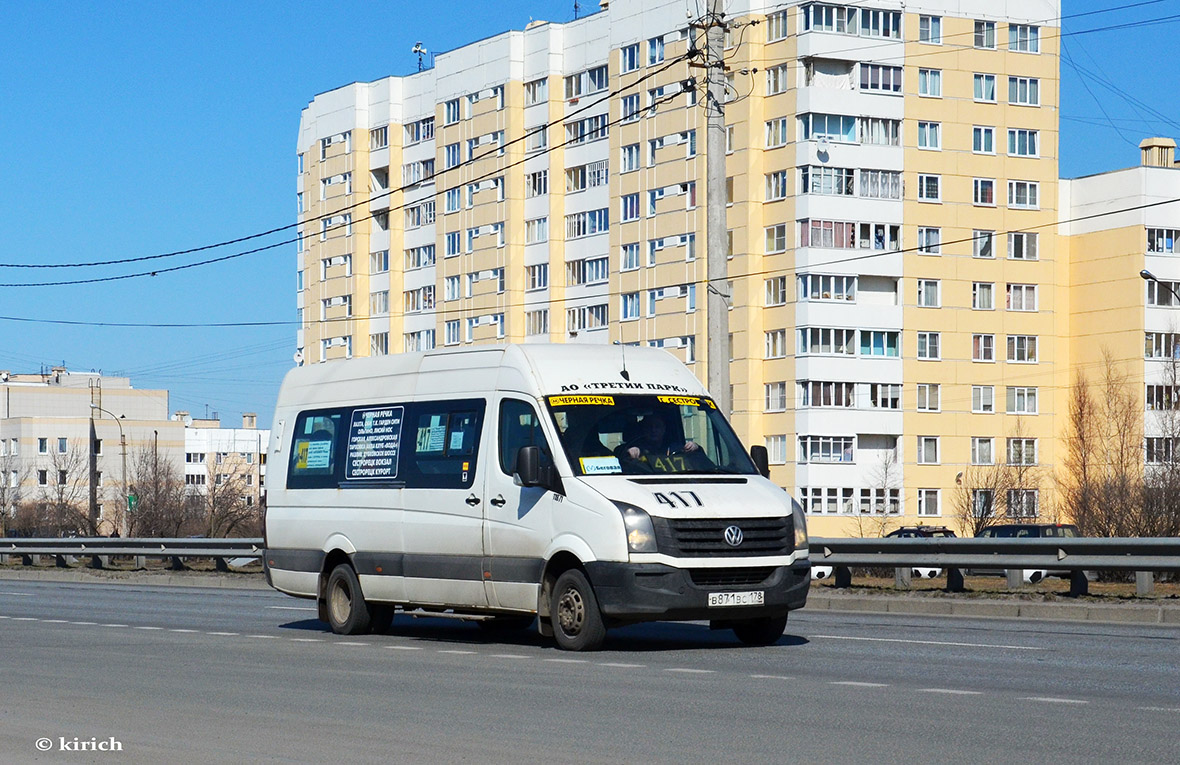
[325,563,372,635]
[551,569,606,651]
[732,613,788,646]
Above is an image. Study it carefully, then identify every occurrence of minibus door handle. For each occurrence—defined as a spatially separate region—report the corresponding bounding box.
[489,494,506,507]
[465,494,481,507]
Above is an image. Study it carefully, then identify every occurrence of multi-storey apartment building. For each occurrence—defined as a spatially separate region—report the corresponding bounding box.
[295,0,1070,536]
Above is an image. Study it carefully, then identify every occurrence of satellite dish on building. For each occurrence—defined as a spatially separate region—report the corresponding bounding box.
[293,350,305,367]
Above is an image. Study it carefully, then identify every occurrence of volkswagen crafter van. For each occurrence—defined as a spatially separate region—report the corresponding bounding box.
[264,344,809,650]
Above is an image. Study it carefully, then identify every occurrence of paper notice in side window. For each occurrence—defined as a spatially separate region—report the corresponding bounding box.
[580,456,621,474]
[305,440,332,469]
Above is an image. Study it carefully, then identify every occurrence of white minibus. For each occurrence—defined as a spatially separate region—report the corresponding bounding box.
[264,344,809,650]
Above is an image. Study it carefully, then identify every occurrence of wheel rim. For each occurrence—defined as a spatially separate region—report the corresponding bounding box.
[328,577,352,626]
[556,586,585,637]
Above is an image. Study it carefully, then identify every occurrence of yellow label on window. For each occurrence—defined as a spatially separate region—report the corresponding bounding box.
[657,395,702,407]
[548,395,615,406]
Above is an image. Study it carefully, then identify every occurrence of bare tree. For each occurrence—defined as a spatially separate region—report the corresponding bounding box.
[19,441,93,536]
[126,446,195,537]
[1059,349,1145,536]
[1142,353,1180,536]
[205,459,262,538]
[0,451,32,536]
[953,463,1012,538]
[844,447,901,538]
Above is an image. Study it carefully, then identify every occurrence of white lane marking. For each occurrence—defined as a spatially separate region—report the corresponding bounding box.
[208,631,238,636]
[70,621,97,626]
[338,641,370,646]
[601,662,645,669]
[12,616,36,621]
[169,629,198,633]
[289,638,323,642]
[134,626,163,631]
[491,654,528,659]
[751,674,794,681]
[0,615,9,618]
[247,634,279,639]
[0,592,33,596]
[388,645,422,651]
[665,668,715,674]
[1022,696,1088,705]
[266,606,316,611]
[831,681,888,688]
[920,688,983,696]
[1138,706,1180,713]
[811,635,1043,651]
[43,619,68,623]
[102,624,128,628]
[545,658,588,664]
[437,649,475,655]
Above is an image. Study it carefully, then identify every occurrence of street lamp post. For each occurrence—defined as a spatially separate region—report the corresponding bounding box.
[90,403,128,537]
[1141,269,1180,304]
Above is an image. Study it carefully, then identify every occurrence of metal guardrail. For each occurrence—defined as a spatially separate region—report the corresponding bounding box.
[0,537,264,572]
[810,536,1180,596]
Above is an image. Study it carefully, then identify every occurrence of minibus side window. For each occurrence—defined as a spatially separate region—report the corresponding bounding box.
[498,399,553,475]
[287,410,346,489]
[402,399,485,489]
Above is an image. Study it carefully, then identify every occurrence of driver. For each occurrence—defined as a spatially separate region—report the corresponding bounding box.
[618,416,700,462]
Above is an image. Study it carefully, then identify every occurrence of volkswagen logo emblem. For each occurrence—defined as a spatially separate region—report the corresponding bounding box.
[724,525,744,547]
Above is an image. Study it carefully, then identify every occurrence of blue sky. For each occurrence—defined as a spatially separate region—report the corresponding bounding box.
[0,0,1175,425]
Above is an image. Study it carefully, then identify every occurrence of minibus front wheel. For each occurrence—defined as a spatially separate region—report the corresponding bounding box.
[325,563,372,635]
[551,569,606,651]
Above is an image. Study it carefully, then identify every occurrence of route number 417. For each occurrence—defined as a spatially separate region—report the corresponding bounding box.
[653,491,703,508]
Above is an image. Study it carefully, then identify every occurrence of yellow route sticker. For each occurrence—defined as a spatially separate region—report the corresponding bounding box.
[548,395,615,406]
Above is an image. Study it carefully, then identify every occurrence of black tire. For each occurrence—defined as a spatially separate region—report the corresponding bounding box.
[369,604,395,634]
[550,569,607,651]
[478,615,535,634]
[324,564,372,635]
[732,613,788,646]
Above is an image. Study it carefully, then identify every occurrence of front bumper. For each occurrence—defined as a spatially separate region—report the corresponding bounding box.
[584,559,810,624]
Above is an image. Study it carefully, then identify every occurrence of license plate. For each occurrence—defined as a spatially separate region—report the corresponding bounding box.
[708,591,765,608]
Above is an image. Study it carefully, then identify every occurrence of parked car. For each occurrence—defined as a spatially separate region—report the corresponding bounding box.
[971,523,1081,583]
[886,526,957,578]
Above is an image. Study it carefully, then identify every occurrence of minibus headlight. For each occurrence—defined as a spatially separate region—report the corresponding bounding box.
[793,505,809,551]
[615,503,658,554]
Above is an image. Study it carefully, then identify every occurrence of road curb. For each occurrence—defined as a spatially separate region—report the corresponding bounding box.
[0,568,270,590]
[807,591,1180,625]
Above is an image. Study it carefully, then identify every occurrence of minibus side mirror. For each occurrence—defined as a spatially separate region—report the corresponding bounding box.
[514,445,542,487]
[750,445,770,478]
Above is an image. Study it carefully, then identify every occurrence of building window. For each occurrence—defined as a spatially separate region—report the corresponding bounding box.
[917,384,940,412]
[621,193,640,222]
[917,174,941,202]
[766,118,789,148]
[765,276,788,306]
[1007,284,1038,311]
[766,64,790,95]
[766,10,788,41]
[799,381,855,409]
[917,121,941,149]
[648,36,664,65]
[765,224,788,254]
[798,436,855,464]
[766,170,789,200]
[973,334,996,362]
[917,332,940,360]
[973,73,997,102]
[765,435,787,465]
[797,274,856,302]
[972,437,994,465]
[1147,228,1180,253]
[973,282,995,310]
[917,228,941,255]
[973,125,996,154]
[524,217,548,245]
[1008,489,1039,518]
[918,436,940,465]
[918,68,941,97]
[765,382,788,412]
[859,64,903,93]
[38,437,48,454]
[859,331,899,357]
[798,327,857,356]
[1009,76,1041,106]
[974,20,996,49]
[1007,387,1039,414]
[973,490,995,518]
[917,489,940,517]
[765,329,787,359]
[919,15,941,43]
[1008,181,1039,209]
[525,309,549,337]
[1008,232,1038,260]
[973,386,995,414]
[1008,129,1039,157]
[1007,438,1038,465]
[1009,24,1040,53]
[973,178,996,206]
[621,43,640,73]
[444,320,461,346]
[621,293,640,321]
[917,279,940,307]
[1007,335,1038,363]
[58,437,67,454]
[974,230,996,259]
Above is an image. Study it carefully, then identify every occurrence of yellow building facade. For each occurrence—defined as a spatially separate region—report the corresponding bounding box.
[294,1,1176,537]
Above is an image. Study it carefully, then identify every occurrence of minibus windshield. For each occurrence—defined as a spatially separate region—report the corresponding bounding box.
[545,393,759,476]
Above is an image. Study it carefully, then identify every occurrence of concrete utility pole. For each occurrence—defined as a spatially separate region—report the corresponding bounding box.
[704,0,731,414]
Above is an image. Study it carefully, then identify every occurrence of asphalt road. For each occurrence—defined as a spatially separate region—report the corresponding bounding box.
[2,580,1179,764]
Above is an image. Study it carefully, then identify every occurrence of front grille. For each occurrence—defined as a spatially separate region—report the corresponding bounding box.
[688,567,775,588]
[653,516,793,557]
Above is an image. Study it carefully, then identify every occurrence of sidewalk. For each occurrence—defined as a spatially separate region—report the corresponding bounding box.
[3,567,1179,625]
